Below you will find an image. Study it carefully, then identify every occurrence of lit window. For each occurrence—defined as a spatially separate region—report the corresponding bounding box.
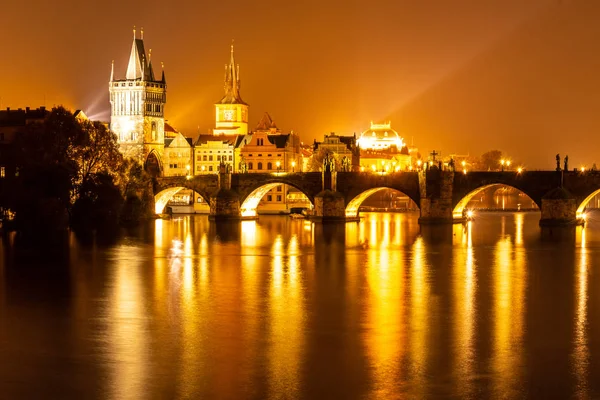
[209,166,213,172]
[267,195,272,201]
[276,195,282,202]
[0,167,4,178]
[229,155,232,161]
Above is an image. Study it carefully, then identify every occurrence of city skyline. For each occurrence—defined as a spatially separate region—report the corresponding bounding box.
[1,0,599,168]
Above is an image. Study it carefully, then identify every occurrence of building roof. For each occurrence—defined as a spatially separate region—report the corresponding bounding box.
[217,44,247,105]
[194,134,238,146]
[0,107,48,127]
[255,112,278,131]
[359,121,402,141]
[112,31,164,83]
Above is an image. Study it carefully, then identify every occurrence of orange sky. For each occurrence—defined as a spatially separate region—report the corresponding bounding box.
[1,0,599,168]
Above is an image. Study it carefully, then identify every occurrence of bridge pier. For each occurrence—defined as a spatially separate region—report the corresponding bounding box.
[311,190,347,221]
[418,169,455,224]
[209,166,242,221]
[539,187,582,226]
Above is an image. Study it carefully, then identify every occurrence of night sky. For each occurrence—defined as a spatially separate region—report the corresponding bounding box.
[1,0,599,168]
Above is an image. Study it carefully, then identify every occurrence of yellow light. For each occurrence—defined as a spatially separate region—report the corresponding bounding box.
[429,161,433,166]
[291,161,296,167]
[371,164,376,171]
[408,165,413,171]
[466,210,474,218]
[581,167,586,172]
[500,159,505,165]
[463,168,467,175]
[461,160,466,167]
[507,161,511,167]
[417,160,422,166]
[360,166,365,172]
[276,160,281,168]
[201,165,206,171]
[517,167,523,174]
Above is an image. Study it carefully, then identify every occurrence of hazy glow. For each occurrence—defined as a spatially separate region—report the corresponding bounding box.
[573,227,589,395]
[346,187,412,218]
[453,184,537,219]
[576,190,600,220]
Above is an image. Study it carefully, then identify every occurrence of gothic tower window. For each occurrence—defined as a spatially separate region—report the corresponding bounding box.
[152,122,157,141]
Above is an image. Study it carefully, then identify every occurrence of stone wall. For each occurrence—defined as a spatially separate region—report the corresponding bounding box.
[540,198,577,226]
[313,190,346,221]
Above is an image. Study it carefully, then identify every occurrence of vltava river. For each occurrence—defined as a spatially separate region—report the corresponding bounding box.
[1,212,599,399]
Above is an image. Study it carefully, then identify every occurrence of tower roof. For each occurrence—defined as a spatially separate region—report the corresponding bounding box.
[126,38,155,80]
[218,43,247,105]
[255,112,278,131]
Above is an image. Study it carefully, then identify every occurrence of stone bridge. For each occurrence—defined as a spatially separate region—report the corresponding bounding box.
[155,168,600,225]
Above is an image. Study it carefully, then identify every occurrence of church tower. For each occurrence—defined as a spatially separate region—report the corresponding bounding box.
[109,28,167,175]
[214,43,248,135]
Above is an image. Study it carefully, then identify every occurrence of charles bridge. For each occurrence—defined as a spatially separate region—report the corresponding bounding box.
[154,166,600,226]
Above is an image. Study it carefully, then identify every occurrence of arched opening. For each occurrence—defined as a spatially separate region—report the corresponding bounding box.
[154,187,209,214]
[145,151,162,178]
[151,122,157,142]
[453,184,539,220]
[240,182,314,218]
[576,190,600,219]
[345,187,419,218]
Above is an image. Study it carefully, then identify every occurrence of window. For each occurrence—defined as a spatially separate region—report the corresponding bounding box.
[267,162,272,170]
[203,155,207,161]
[209,155,213,161]
[209,166,213,171]
[197,197,203,203]
[267,195,272,201]
[0,167,4,178]
[277,186,282,192]
[151,122,157,141]
[258,162,263,170]
[228,155,233,161]
[276,195,282,202]
[248,162,253,170]
[268,154,272,157]
[216,155,221,161]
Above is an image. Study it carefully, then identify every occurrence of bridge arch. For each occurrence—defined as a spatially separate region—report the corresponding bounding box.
[239,181,314,218]
[345,187,418,218]
[154,186,209,214]
[576,189,600,219]
[452,183,539,219]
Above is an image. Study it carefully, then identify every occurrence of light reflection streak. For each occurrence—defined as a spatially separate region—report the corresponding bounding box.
[409,237,428,395]
[453,221,476,397]
[267,234,305,398]
[491,231,526,396]
[108,245,149,398]
[573,227,589,396]
[365,232,404,396]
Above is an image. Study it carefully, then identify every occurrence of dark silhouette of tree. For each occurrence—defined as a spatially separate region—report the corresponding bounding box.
[309,148,341,172]
[480,150,503,171]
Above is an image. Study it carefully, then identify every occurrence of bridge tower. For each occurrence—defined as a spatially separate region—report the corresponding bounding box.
[214,43,248,136]
[109,28,167,176]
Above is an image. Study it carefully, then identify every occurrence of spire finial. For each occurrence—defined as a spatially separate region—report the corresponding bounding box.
[110,60,114,82]
[133,25,136,39]
[148,48,152,63]
[141,27,144,40]
[161,61,164,71]
[231,39,234,54]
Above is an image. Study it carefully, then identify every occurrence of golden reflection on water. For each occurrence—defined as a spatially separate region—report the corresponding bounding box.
[573,226,589,395]
[452,221,476,397]
[364,225,405,397]
[491,218,527,396]
[268,233,305,398]
[409,236,429,394]
[108,245,149,399]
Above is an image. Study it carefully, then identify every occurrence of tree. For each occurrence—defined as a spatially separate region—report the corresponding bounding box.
[11,106,127,236]
[479,150,503,171]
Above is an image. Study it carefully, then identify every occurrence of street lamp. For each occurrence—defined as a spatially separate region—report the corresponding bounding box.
[291,160,296,172]
[186,164,191,180]
[500,159,505,171]
[506,160,511,170]
[417,159,422,170]
[276,160,281,172]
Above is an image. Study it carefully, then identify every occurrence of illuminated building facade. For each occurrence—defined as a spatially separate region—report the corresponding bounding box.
[213,44,248,136]
[356,121,413,171]
[313,132,360,171]
[109,29,167,176]
[239,113,305,213]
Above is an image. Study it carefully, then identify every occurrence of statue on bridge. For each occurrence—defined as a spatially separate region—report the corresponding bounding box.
[219,159,232,174]
[341,156,351,172]
[239,156,248,173]
[556,154,561,171]
[323,152,336,172]
[448,158,455,171]
[564,155,569,172]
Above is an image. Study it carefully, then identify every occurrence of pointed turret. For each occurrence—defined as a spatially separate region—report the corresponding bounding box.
[126,28,152,80]
[161,62,166,83]
[110,60,114,82]
[218,42,246,105]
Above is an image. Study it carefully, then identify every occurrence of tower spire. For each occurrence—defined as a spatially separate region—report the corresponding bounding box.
[141,27,144,40]
[133,25,136,39]
[110,60,114,82]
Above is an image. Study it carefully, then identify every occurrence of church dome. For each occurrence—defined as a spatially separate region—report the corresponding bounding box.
[357,121,404,150]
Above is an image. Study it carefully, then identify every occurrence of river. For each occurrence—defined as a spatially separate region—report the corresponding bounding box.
[0,212,599,399]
